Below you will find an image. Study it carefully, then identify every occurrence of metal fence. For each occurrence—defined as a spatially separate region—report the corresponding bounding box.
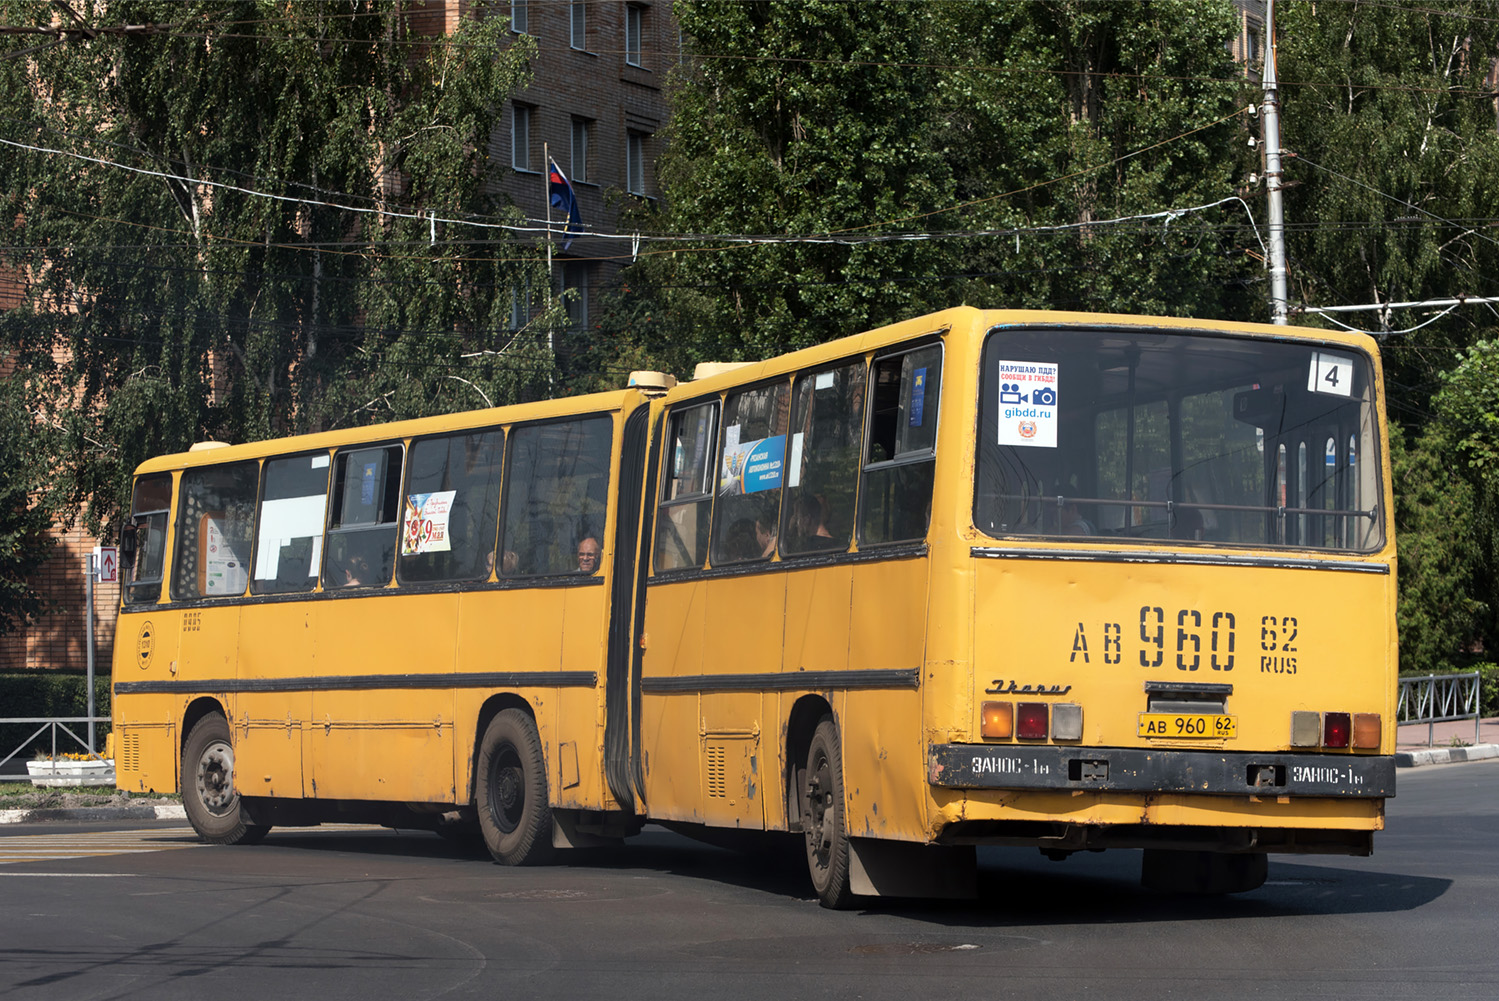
[0,717,112,772]
[1397,673,1481,747]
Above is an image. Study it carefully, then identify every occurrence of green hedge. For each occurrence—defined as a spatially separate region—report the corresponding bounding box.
[0,671,112,762]
[1399,664,1499,718]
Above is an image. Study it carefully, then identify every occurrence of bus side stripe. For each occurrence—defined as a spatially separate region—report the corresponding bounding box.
[639,668,919,694]
[114,671,597,695]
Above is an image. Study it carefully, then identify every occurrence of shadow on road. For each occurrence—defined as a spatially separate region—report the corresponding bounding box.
[241,823,1450,924]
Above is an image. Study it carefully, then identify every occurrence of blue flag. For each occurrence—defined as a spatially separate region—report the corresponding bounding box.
[548,158,582,251]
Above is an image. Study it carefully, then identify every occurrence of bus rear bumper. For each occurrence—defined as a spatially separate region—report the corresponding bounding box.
[928,744,1395,798]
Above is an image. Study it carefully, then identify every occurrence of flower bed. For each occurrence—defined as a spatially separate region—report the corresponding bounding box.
[27,757,115,788]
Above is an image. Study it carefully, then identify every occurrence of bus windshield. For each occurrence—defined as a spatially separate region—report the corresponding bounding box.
[974,325,1385,552]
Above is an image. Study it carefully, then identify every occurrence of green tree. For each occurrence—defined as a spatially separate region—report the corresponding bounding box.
[588,0,1256,382]
[0,363,60,634]
[1422,339,1499,662]
[1275,1,1499,391]
[0,1,554,533]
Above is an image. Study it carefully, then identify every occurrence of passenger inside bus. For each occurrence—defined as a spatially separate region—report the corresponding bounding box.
[576,535,600,574]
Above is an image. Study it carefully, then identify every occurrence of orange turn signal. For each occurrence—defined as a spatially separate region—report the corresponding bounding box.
[981,701,1014,739]
[1353,713,1381,750]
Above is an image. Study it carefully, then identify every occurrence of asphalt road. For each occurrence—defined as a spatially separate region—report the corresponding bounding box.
[1,761,1495,1001]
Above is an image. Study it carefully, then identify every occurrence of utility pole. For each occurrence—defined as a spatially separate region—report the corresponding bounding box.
[1262,0,1290,324]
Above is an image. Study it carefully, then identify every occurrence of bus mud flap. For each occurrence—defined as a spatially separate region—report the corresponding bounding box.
[848,838,977,899]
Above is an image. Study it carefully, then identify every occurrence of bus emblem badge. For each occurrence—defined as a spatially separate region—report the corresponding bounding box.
[1018,421,1038,439]
[137,620,155,669]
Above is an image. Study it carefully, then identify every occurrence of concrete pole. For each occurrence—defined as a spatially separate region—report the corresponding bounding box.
[1262,0,1290,324]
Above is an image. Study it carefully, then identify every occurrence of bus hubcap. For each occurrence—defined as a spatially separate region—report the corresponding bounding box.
[197,741,236,815]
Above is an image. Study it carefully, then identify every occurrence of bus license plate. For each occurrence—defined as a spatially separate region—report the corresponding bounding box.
[1138,713,1237,739]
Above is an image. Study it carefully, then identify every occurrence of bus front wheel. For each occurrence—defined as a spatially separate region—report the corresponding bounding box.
[802,717,855,909]
[180,713,270,845]
[476,709,554,866]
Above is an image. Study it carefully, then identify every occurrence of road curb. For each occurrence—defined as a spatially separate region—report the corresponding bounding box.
[1395,744,1499,768]
[0,803,186,825]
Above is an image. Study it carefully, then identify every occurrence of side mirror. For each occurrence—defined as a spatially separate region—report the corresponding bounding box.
[119,523,137,577]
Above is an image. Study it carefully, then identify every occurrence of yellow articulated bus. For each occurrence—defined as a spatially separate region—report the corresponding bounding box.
[112,307,1396,908]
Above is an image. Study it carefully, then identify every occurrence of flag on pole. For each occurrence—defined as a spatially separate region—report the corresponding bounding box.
[548,158,582,251]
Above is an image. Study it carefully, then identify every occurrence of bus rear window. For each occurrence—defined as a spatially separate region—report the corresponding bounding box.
[974,327,1385,552]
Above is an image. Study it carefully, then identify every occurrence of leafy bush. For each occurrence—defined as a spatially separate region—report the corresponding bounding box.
[0,671,112,762]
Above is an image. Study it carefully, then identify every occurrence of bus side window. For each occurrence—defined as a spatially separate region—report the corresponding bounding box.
[171,462,258,601]
[400,429,504,583]
[124,473,173,604]
[499,417,612,577]
[324,445,404,589]
[654,401,718,572]
[859,344,941,545]
[781,361,864,556]
[251,453,331,595]
[711,381,790,565]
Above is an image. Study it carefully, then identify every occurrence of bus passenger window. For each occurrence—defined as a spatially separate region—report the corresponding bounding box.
[400,430,504,583]
[860,344,941,546]
[171,462,258,601]
[124,473,172,604]
[781,362,864,556]
[654,402,717,572]
[324,445,403,589]
[251,453,330,595]
[500,417,611,577]
[711,381,789,565]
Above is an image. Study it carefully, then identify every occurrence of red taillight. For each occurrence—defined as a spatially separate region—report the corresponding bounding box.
[1017,702,1049,740]
[1323,712,1351,748]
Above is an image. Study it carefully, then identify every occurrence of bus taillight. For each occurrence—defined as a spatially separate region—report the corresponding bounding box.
[981,702,1014,739]
[1353,713,1382,749]
[1016,702,1048,740]
[1323,712,1352,748]
[1052,703,1083,741]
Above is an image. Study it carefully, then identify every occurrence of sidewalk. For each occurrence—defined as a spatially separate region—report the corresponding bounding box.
[1395,716,1499,768]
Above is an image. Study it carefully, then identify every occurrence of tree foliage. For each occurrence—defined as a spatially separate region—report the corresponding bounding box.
[589,0,1255,378]
[1276,1,1499,394]
[0,363,59,634]
[0,0,553,534]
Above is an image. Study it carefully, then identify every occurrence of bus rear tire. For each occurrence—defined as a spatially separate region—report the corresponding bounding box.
[1141,849,1268,894]
[476,709,554,866]
[802,717,855,909]
[181,713,270,846]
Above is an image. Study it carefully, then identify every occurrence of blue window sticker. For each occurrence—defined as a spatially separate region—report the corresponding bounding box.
[361,462,378,505]
[909,367,927,427]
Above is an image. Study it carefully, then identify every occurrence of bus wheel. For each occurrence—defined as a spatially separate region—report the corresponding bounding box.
[476,709,554,866]
[802,717,855,909]
[1141,849,1268,894]
[180,713,270,845]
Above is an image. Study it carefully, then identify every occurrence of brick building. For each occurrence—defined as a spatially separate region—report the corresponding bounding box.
[0,1,676,677]
[0,261,121,674]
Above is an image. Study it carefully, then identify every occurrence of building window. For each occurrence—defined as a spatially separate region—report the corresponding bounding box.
[512,103,532,172]
[511,0,528,34]
[626,130,647,195]
[625,4,644,67]
[562,262,589,331]
[570,2,586,49]
[571,118,590,183]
